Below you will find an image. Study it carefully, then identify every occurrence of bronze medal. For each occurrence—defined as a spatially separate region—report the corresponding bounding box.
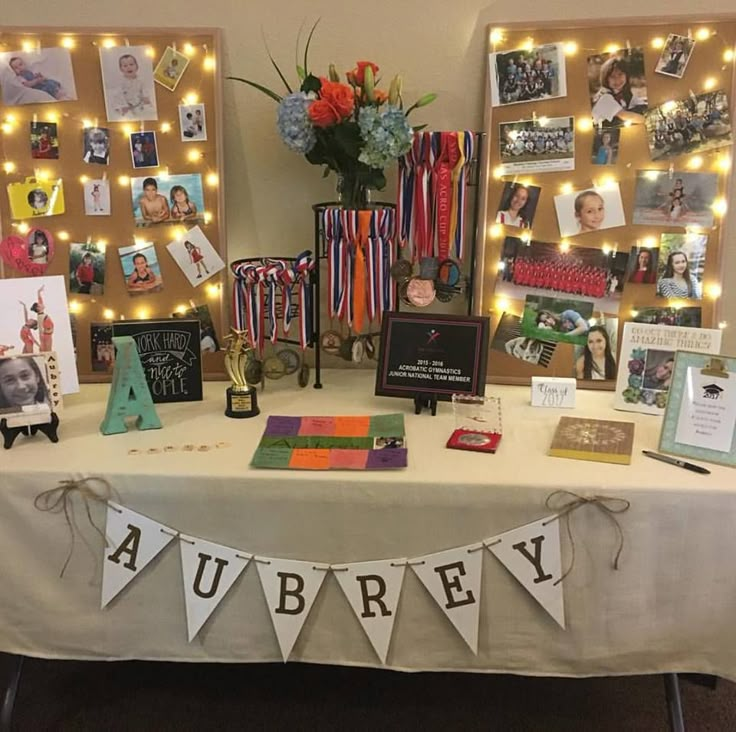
[437,258,462,287]
[277,347,301,375]
[390,259,412,281]
[320,329,343,355]
[263,355,286,380]
[406,277,436,307]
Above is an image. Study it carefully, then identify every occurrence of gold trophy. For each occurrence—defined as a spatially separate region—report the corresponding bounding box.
[224,328,260,418]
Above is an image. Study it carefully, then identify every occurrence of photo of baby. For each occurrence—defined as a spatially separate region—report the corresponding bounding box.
[587,47,647,125]
[0,47,77,106]
[99,45,158,122]
[553,184,626,238]
[118,242,163,296]
[632,170,718,228]
[83,127,110,165]
[154,47,190,91]
[166,225,225,287]
[83,179,111,216]
[30,122,59,160]
[69,242,105,295]
[655,34,695,79]
[178,104,207,142]
[130,174,204,226]
[129,131,159,168]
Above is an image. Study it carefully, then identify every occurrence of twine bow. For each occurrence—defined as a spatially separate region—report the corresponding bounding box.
[34,477,120,578]
[543,489,631,585]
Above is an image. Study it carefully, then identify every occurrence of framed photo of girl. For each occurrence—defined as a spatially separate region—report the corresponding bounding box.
[572,318,619,381]
[587,47,648,125]
[495,182,541,229]
[0,352,61,423]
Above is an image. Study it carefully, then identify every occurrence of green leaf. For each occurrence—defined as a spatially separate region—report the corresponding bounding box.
[303,18,321,78]
[333,122,362,159]
[301,73,321,94]
[227,76,283,103]
[412,124,428,132]
[296,65,306,82]
[260,28,292,94]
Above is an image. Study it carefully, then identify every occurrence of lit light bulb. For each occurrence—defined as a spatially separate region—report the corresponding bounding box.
[661,100,677,114]
[522,38,534,53]
[203,211,213,224]
[712,197,728,217]
[82,119,94,129]
[57,230,70,241]
[604,43,621,55]
[602,243,612,255]
[598,174,617,189]
[136,307,150,320]
[630,309,639,318]
[5,114,16,124]
[103,309,115,320]
[60,36,75,49]
[69,300,81,314]
[133,237,146,248]
[576,118,593,133]
[560,240,570,253]
[564,41,578,56]
[2,161,16,173]
[79,174,89,184]
[538,116,549,127]
[492,165,505,179]
[719,321,728,330]
[176,304,188,314]
[695,28,711,41]
[21,40,35,53]
[643,236,657,248]
[716,155,731,172]
[102,38,117,48]
[1,123,13,134]
[203,56,216,71]
[560,182,574,195]
[520,231,532,244]
[183,43,196,56]
[724,48,735,63]
[145,47,155,58]
[703,77,717,91]
[118,175,130,186]
[707,283,722,299]
[17,222,30,234]
[644,170,660,181]
[687,155,704,169]
[490,28,504,45]
[206,283,221,298]
[623,119,633,128]
[36,169,50,181]
[206,172,219,186]
[496,297,510,312]
[588,317,597,326]
[158,170,170,180]
[184,92,199,105]
[121,123,133,136]
[497,260,506,272]
[160,122,172,133]
[651,37,665,49]
[489,224,503,239]
[187,149,202,162]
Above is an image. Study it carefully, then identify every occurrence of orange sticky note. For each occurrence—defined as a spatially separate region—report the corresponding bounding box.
[289,448,331,470]
[334,416,370,437]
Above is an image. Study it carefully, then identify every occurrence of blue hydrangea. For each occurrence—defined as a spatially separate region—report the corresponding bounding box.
[358,105,413,169]
[277,92,316,154]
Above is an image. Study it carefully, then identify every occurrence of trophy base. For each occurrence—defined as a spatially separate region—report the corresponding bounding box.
[225,386,260,419]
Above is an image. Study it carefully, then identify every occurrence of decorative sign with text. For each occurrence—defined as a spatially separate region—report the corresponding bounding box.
[375,313,490,401]
[112,319,202,403]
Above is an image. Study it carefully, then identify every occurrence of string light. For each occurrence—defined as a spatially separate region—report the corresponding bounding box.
[661,100,677,114]
[521,38,535,53]
[497,261,506,273]
[2,162,16,174]
[35,169,51,181]
[69,300,81,314]
[145,47,156,58]
[1,122,13,134]
[651,37,665,49]
[206,173,219,186]
[79,174,89,184]
[183,43,196,56]
[560,182,574,195]
[560,239,571,253]
[564,41,578,56]
[21,40,35,53]
[57,231,70,241]
[203,56,216,71]
[687,155,704,170]
[60,36,76,49]
[490,28,504,45]
[712,197,728,217]
[576,118,593,133]
[136,307,151,320]
[520,231,532,244]
[724,48,735,63]
[160,122,172,133]
[707,283,722,299]
[101,38,117,48]
[643,236,657,248]
[538,116,549,127]
[206,283,221,298]
[17,222,30,234]
[604,43,621,55]
[489,224,503,239]
[82,119,94,129]
[597,174,617,190]
[184,92,199,105]
[716,155,731,172]
[588,317,598,326]
[703,77,718,91]
[644,170,661,181]
[133,237,146,248]
[203,211,213,224]
[103,309,115,320]
[630,309,639,318]
[121,123,134,136]
[623,119,633,128]
[492,166,505,180]
[695,28,711,41]
[175,304,189,314]
[97,238,108,247]
[719,321,729,330]
[187,149,202,162]
[118,176,130,186]
[495,297,510,313]
[601,243,612,255]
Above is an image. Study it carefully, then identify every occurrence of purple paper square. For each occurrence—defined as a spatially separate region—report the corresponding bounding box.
[366,448,408,469]
[265,416,302,436]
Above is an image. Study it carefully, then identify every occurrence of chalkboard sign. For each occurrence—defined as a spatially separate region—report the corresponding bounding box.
[112,319,202,403]
[375,313,489,403]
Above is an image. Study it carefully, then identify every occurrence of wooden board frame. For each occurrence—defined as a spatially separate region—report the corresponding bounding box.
[474,16,736,390]
[0,26,228,382]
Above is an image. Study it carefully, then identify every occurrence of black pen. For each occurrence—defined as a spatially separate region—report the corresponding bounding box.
[642,450,711,475]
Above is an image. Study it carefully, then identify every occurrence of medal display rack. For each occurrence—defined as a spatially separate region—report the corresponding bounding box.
[393,131,485,317]
[230,255,320,389]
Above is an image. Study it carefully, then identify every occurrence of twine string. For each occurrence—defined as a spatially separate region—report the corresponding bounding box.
[34,477,120,578]
[543,489,631,586]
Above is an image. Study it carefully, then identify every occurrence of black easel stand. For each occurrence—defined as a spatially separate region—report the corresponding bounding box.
[1,413,59,450]
[0,653,24,732]
[413,393,438,416]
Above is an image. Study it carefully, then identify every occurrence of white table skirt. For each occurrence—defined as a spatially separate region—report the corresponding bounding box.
[2,370,735,679]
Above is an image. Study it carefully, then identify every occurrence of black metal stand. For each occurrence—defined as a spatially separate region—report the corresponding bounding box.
[1,413,59,450]
[663,673,685,732]
[413,393,438,416]
[0,654,24,732]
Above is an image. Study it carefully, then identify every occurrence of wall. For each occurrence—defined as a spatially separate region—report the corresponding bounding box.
[3,1,734,351]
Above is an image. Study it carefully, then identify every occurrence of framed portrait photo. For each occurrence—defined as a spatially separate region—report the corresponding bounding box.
[0,352,61,423]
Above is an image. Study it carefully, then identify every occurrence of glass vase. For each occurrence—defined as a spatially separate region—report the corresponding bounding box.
[336,171,371,209]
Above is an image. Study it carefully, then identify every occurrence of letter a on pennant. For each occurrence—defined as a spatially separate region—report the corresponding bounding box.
[179,535,250,642]
[411,546,482,654]
[255,558,327,662]
[488,515,565,629]
[333,559,406,664]
[100,336,162,435]
[101,501,176,608]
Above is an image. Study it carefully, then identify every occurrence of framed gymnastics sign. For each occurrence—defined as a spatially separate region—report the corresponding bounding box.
[476,17,736,390]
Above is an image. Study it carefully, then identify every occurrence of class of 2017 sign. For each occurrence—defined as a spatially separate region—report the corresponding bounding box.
[375,312,490,401]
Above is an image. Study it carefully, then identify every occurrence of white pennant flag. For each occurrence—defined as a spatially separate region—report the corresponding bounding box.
[180,535,250,642]
[411,545,482,654]
[488,514,565,629]
[333,558,406,664]
[256,558,328,661]
[101,501,176,609]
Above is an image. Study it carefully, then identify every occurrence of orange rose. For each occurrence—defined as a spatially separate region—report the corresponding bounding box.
[308,99,340,128]
[319,79,355,119]
[347,61,379,87]
[373,89,388,104]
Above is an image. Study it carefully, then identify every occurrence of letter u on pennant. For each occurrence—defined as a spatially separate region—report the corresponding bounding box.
[180,535,250,642]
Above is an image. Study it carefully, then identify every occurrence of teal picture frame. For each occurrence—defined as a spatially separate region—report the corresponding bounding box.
[659,350,736,468]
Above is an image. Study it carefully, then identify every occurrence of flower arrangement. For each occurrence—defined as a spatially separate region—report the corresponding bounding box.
[229,23,436,208]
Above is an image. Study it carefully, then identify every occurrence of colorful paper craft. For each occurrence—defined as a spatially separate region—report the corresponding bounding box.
[251,414,407,470]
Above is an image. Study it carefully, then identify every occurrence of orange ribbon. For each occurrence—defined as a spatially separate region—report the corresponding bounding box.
[352,210,372,333]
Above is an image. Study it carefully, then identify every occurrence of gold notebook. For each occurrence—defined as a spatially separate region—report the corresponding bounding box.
[549,417,635,465]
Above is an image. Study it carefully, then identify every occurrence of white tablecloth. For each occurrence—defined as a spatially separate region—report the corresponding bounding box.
[2,370,735,679]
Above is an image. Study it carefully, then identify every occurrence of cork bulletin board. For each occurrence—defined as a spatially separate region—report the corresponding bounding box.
[0,26,227,381]
[475,17,736,389]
